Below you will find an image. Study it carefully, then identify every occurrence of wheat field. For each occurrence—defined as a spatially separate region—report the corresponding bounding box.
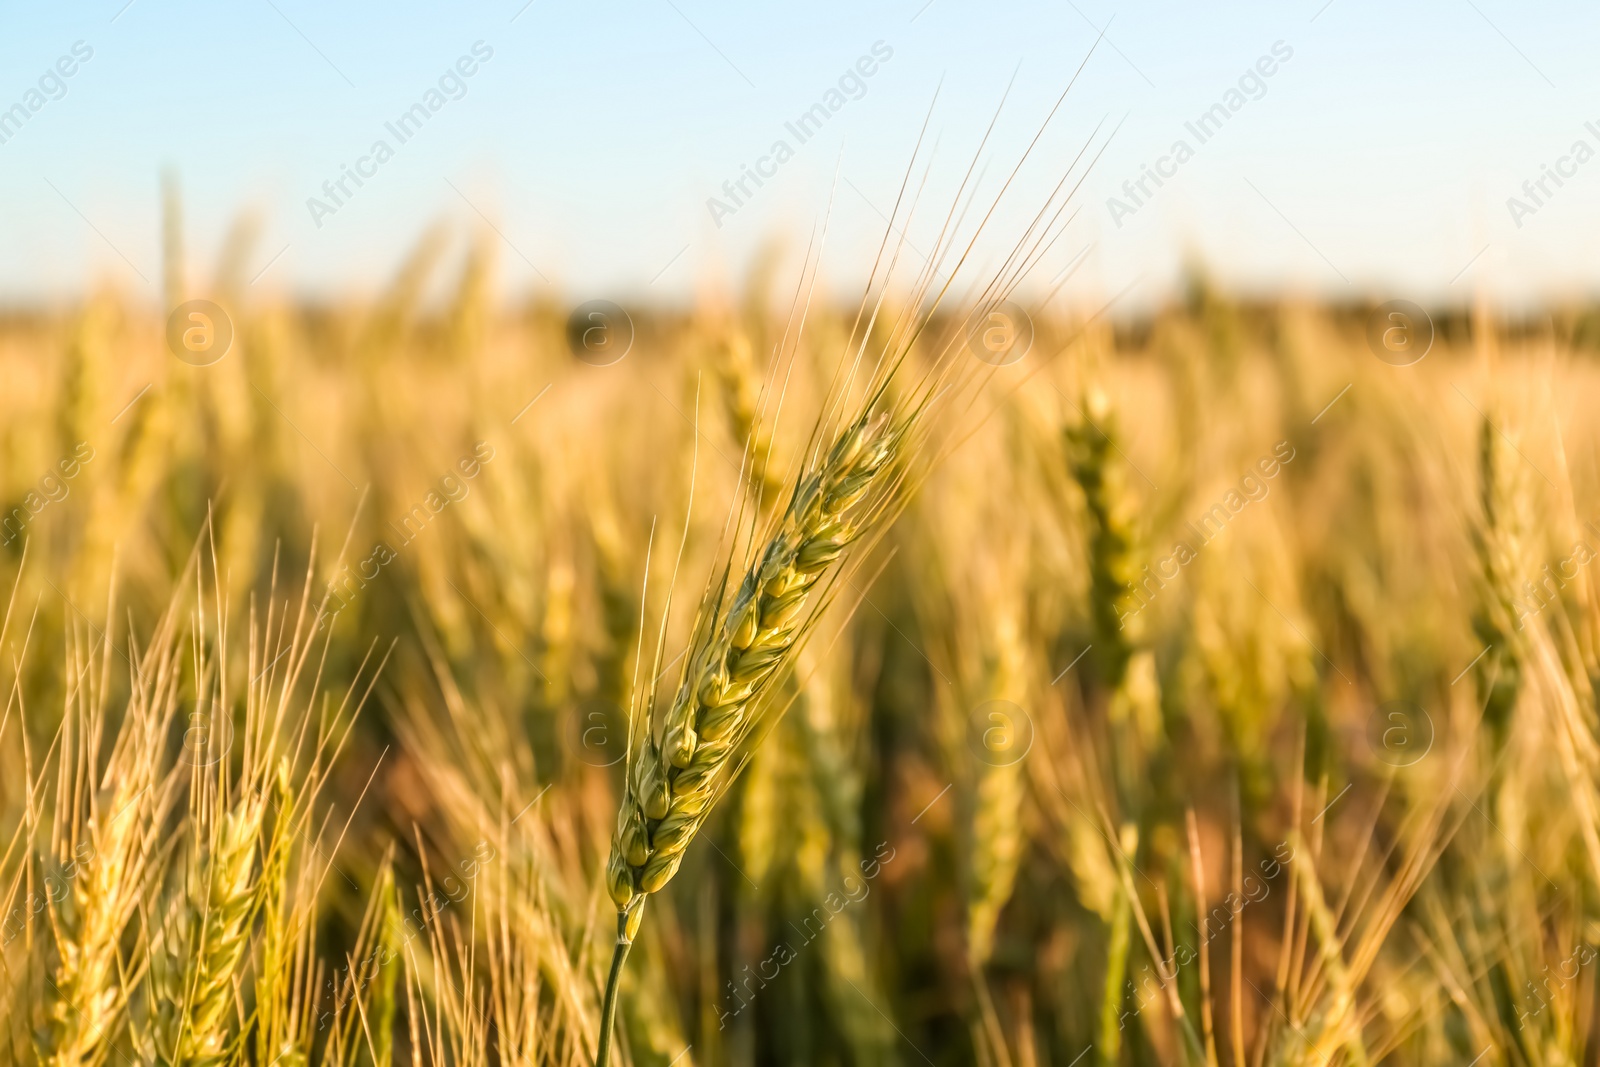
[2,208,1599,1067]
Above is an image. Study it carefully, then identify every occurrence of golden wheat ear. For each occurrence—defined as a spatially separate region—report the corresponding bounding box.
[38,551,200,1067]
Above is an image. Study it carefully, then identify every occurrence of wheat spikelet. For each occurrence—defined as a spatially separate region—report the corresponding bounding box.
[1473,411,1532,749]
[40,612,183,1067]
[40,777,142,1067]
[966,610,1029,969]
[253,761,302,1067]
[593,394,919,1065]
[1066,387,1143,683]
[158,796,265,1066]
[604,407,902,915]
[368,864,401,1067]
[714,329,784,506]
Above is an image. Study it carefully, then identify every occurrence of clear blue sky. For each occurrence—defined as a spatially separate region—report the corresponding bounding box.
[0,0,1595,310]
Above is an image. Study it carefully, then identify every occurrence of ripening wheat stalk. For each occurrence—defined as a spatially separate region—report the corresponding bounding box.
[590,79,1105,1057]
[597,400,911,1061]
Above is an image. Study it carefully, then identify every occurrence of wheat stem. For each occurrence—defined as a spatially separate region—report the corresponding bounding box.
[595,912,633,1066]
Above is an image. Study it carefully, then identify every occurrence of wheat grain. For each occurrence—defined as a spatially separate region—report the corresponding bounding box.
[1473,411,1531,751]
[594,404,907,1062]
[604,408,901,914]
[160,797,265,1066]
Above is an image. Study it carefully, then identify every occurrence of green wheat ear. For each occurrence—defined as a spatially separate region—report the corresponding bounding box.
[254,760,299,1067]
[142,786,267,1067]
[1473,412,1529,749]
[1065,387,1143,685]
[1065,388,1162,757]
[40,620,178,1067]
[604,409,901,915]
[595,406,909,1064]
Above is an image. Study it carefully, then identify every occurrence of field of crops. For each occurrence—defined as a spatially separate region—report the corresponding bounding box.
[4,215,1600,1067]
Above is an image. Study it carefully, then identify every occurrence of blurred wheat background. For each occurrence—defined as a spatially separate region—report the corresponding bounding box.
[5,201,1600,1067]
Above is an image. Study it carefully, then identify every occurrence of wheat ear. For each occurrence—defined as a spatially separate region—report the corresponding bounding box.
[1472,411,1530,751]
[41,612,181,1067]
[164,797,266,1066]
[595,407,904,1063]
